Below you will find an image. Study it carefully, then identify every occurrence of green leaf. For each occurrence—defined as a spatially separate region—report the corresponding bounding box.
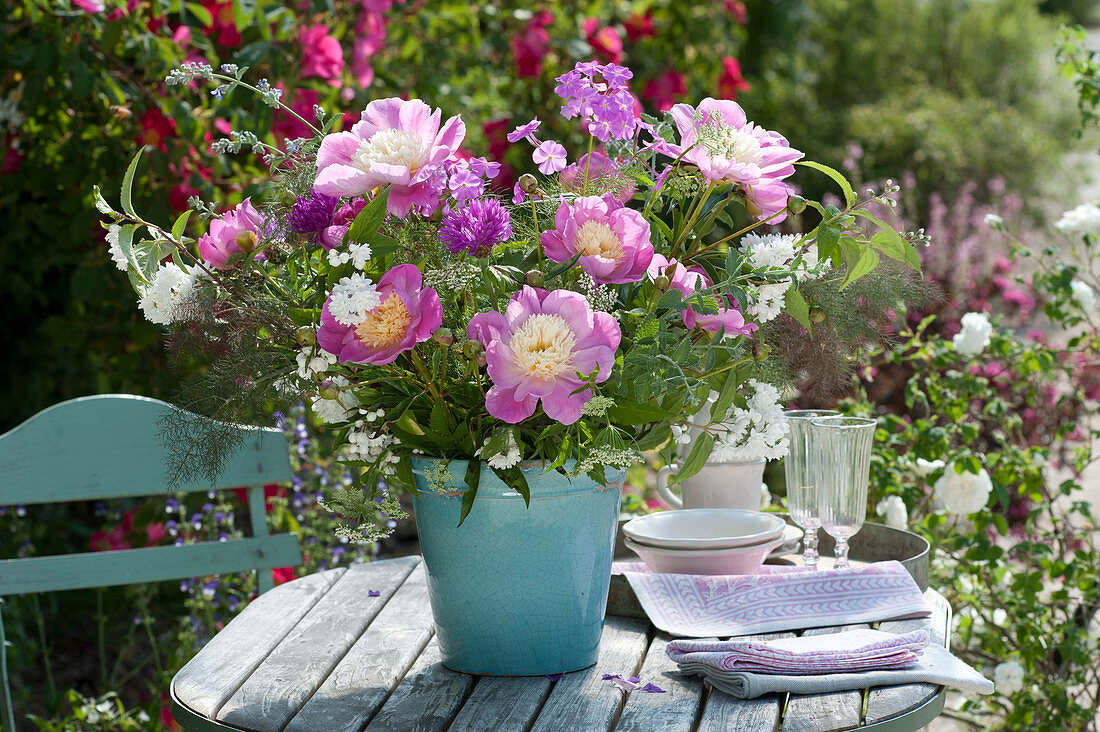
[287,308,320,326]
[120,147,148,218]
[815,223,842,264]
[92,186,115,216]
[783,286,812,331]
[171,210,193,241]
[797,161,856,207]
[709,366,743,423]
[457,460,481,527]
[185,2,214,25]
[670,432,714,485]
[347,187,390,244]
[633,422,672,452]
[495,467,531,508]
[545,251,583,280]
[607,401,677,425]
[118,224,144,280]
[429,401,451,440]
[839,242,880,290]
[869,230,921,272]
[371,234,401,256]
[546,432,573,472]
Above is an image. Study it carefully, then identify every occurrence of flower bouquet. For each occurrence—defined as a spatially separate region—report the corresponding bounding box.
[97,59,926,674]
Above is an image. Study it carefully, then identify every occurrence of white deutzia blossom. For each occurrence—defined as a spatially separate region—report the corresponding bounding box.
[477,432,522,470]
[311,376,359,424]
[327,273,381,327]
[347,429,398,469]
[912,458,945,477]
[876,495,908,529]
[106,225,129,271]
[737,233,826,324]
[1070,280,1097,314]
[993,660,1025,695]
[1054,203,1100,238]
[296,347,337,380]
[751,281,793,324]
[934,463,992,515]
[708,379,790,462]
[138,262,198,325]
[952,312,992,356]
[327,243,373,270]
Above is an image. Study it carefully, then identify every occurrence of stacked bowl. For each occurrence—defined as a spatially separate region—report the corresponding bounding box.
[622,509,796,575]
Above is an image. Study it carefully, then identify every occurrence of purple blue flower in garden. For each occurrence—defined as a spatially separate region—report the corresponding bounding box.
[288,189,338,234]
[447,166,485,200]
[438,198,513,257]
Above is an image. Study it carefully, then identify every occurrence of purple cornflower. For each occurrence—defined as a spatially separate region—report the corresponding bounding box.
[507,117,541,143]
[439,199,513,257]
[289,189,338,234]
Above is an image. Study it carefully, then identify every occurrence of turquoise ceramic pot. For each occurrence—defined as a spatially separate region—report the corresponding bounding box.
[410,458,625,675]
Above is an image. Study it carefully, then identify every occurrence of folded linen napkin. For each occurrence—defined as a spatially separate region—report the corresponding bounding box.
[666,628,930,675]
[676,644,994,699]
[622,560,930,638]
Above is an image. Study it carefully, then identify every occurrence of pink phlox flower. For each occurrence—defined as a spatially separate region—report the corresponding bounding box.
[541,195,654,284]
[314,97,466,218]
[532,140,568,174]
[512,182,526,205]
[448,166,485,200]
[507,117,542,144]
[467,287,621,425]
[467,157,501,179]
[601,674,665,693]
[555,62,639,141]
[559,152,636,203]
[663,98,802,222]
[318,264,443,365]
[198,199,270,269]
[300,25,345,85]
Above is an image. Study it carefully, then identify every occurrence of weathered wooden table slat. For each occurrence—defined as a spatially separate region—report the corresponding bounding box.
[171,556,949,732]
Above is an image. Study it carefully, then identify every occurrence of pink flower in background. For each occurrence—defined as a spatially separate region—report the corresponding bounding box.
[512,11,552,78]
[198,199,268,269]
[623,10,656,41]
[273,88,321,143]
[717,57,750,100]
[360,0,406,10]
[662,98,802,222]
[648,253,758,337]
[532,140,567,174]
[351,12,386,88]
[73,0,105,12]
[200,0,241,47]
[318,264,442,365]
[642,71,686,112]
[541,195,653,284]
[314,97,466,217]
[723,0,748,24]
[321,198,367,250]
[468,287,621,424]
[559,152,636,202]
[483,117,512,160]
[300,25,345,85]
[647,254,706,298]
[137,107,177,152]
[584,18,623,64]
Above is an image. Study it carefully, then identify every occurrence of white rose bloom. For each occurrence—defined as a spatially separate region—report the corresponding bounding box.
[913,458,945,477]
[934,463,992,515]
[993,660,1025,696]
[138,262,198,325]
[1070,280,1097,314]
[1054,203,1100,238]
[875,495,908,529]
[952,312,992,356]
[106,224,129,271]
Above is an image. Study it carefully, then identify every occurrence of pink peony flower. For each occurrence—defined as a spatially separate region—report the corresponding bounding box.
[198,199,268,269]
[300,25,345,85]
[559,152,636,202]
[351,12,386,88]
[73,0,105,12]
[321,198,368,250]
[511,11,552,78]
[662,98,802,222]
[273,87,320,143]
[318,264,442,365]
[647,254,758,337]
[642,71,686,113]
[541,195,654,284]
[468,287,621,424]
[314,98,466,218]
[717,57,750,100]
[583,18,623,64]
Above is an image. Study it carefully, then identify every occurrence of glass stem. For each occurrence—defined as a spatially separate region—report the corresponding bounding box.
[834,536,851,569]
[802,528,819,570]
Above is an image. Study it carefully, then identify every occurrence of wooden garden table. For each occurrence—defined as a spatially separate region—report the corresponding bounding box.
[171,555,950,732]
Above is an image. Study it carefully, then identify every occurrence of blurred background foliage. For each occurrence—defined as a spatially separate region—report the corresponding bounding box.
[0,0,1083,432]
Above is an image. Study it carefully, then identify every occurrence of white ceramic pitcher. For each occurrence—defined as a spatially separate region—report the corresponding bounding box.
[655,459,767,510]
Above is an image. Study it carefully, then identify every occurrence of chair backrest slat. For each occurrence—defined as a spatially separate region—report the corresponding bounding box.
[0,394,292,505]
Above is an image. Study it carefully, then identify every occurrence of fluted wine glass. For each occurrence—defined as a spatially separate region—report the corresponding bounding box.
[782,409,839,570]
[811,416,876,569]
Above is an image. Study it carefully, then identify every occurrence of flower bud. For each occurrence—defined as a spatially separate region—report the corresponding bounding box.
[525,270,545,287]
[810,311,826,323]
[518,174,539,193]
[463,341,484,359]
[476,352,488,368]
[653,274,670,291]
[317,381,338,400]
[432,327,454,346]
[786,195,807,215]
[296,327,317,347]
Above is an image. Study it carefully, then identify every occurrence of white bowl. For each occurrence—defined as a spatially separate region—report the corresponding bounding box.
[621,508,785,550]
[624,535,787,575]
[768,524,805,558]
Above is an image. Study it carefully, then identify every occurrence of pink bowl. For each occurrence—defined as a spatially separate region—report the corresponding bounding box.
[624,535,787,575]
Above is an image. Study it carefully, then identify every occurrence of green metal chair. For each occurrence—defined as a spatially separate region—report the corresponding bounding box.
[0,394,302,731]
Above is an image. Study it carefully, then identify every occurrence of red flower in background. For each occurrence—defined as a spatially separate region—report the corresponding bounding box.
[90,509,168,552]
[2,136,22,175]
[231,484,285,513]
[300,25,345,85]
[642,70,686,112]
[623,10,656,41]
[583,18,623,64]
[717,57,750,99]
[200,0,241,47]
[511,11,552,78]
[272,566,297,586]
[272,87,322,143]
[352,11,387,88]
[137,107,177,152]
[722,0,748,24]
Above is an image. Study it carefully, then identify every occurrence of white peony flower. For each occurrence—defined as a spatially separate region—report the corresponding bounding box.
[106,225,129,271]
[296,347,337,380]
[952,312,992,356]
[993,660,1025,696]
[708,379,790,462]
[1070,280,1097,314]
[138,262,198,325]
[913,458,945,477]
[876,495,908,529]
[934,463,992,515]
[327,273,381,327]
[1054,203,1100,238]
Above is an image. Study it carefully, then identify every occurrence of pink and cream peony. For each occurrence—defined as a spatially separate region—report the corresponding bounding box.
[540,195,653,284]
[318,264,442,365]
[468,287,621,425]
[198,198,268,269]
[314,98,466,218]
[661,98,802,222]
[648,254,757,337]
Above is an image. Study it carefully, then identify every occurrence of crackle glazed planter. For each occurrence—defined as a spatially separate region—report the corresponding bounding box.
[410,457,625,675]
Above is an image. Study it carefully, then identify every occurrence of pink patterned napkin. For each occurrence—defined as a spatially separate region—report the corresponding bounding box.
[666,629,929,674]
[620,560,930,637]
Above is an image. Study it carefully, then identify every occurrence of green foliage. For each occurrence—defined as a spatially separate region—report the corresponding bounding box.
[1057,25,1100,136]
